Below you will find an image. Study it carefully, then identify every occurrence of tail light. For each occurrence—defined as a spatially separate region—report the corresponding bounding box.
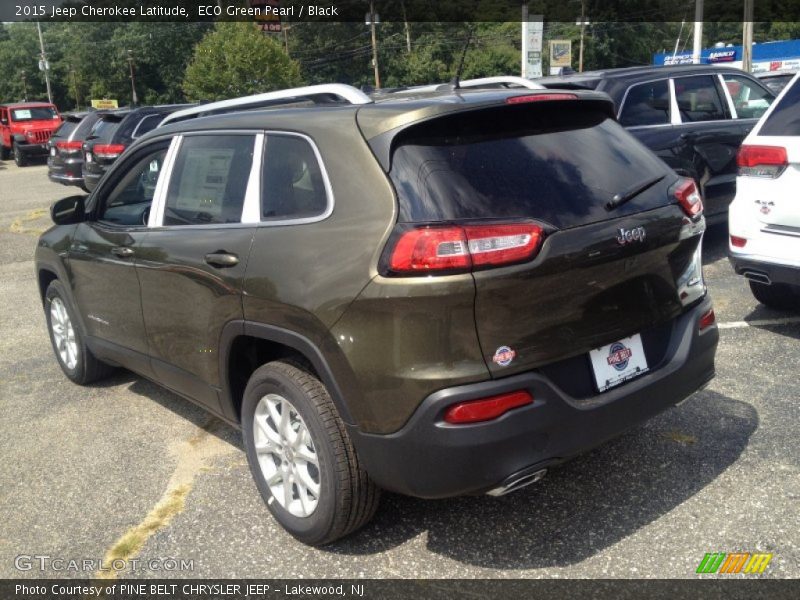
[56,140,83,153]
[385,223,545,275]
[673,179,703,218]
[506,93,578,104]
[699,308,716,332]
[730,235,747,248]
[737,145,788,178]
[444,390,533,424]
[93,143,126,159]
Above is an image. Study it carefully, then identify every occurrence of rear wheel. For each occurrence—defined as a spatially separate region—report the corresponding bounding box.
[45,281,115,384]
[13,143,27,167]
[242,361,380,545]
[749,280,798,311]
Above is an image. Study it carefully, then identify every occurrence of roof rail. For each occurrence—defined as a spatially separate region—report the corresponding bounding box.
[400,76,545,94]
[159,84,373,126]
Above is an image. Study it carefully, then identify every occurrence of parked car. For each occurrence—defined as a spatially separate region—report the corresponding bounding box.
[540,65,776,223]
[81,104,190,192]
[729,72,800,309]
[756,69,797,94]
[47,110,102,190]
[36,83,718,545]
[0,101,62,166]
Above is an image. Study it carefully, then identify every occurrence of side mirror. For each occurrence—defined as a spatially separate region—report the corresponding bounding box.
[51,195,86,225]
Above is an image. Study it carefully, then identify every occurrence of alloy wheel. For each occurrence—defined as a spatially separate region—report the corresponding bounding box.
[50,297,78,370]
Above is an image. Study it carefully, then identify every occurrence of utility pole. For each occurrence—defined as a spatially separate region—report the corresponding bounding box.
[742,0,754,72]
[367,0,381,89]
[401,0,411,53]
[36,22,53,103]
[127,50,138,106]
[20,71,28,102]
[283,24,290,57]
[69,66,80,110]
[577,0,589,73]
[692,0,704,64]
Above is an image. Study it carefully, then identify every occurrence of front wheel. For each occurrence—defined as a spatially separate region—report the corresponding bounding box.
[242,361,380,545]
[45,281,115,384]
[13,143,27,167]
[749,280,798,311]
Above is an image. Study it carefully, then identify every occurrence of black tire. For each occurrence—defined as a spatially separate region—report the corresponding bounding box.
[242,360,380,545]
[749,280,798,311]
[0,145,9,161]
[13,143,27,167]
[44,280,115,384]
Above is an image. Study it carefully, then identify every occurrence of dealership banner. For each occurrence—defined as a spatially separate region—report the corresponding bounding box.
[4,0,800,23]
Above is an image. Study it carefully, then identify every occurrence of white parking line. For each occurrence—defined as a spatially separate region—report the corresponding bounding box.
[718,316,800,330]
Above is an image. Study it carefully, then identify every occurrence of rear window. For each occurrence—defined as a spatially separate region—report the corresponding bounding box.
[760,78,800,136]
[389,103,672,229]
[52,119,79,140]
[88,115,124,141]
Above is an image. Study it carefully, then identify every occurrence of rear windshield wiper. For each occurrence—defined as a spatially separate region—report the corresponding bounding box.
[606,174,666,211]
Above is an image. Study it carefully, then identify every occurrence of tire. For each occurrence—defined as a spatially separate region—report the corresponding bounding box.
[13,143,27,167]
[242,360,380,545]
[0,145,9,161]
[44,280,115,384]
[749,280,798,311]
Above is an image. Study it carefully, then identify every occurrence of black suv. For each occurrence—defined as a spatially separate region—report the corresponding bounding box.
[540,65,775,223]
[47,110,102,190]
[81,104,190,192]
[35,83,718,545]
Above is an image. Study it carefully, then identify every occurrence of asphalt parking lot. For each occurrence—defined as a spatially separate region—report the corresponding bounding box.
[0,159,798,580]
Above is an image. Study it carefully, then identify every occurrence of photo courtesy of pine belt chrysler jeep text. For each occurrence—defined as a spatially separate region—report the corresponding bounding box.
[35,81,719,545]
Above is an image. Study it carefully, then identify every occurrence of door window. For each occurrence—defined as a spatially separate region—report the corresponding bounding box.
[722,74,774,120]
[674,75,727,122]
[619,79,671,126]
[98,147,167,226]
[261,134,329,221]
[164,135,255,226]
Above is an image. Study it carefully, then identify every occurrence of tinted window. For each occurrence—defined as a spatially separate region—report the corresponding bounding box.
[88,115,125,142]
[131,114,163,139]
[722,74,773,119]
[761,77,800,136]
[11,107,58,121]
[619,79,670,126]
[164,135,255,226]
[98,148,167,226]
[674,75,726,122]
[262,135,328,220]
[762,74,794,93]
[390,104,671,229]
[51,119,80,140]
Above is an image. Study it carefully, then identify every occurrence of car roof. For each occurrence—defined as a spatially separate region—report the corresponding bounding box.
[538,64,750,89]
[1,102,57,109]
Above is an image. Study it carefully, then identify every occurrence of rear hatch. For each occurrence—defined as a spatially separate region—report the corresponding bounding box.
[740,77,800,228]
[84,112,128,171]
[384,97,705,383]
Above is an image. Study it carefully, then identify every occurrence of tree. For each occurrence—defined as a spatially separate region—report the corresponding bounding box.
[183,22,303,101]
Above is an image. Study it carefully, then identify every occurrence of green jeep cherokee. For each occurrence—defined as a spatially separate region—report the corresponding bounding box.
[35,82,718,545]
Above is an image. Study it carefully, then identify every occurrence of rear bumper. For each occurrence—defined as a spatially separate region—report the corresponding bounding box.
[729,253,800,286]
[349,298,717,499]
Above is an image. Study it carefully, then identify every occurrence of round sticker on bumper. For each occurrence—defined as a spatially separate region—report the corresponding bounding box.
[493,346,516,367]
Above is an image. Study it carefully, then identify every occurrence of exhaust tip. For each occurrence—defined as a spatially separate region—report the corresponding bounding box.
[486,468,547,497]
[742,270,771,285]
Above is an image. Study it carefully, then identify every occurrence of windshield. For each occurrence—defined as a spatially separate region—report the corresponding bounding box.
[11,107,58,122]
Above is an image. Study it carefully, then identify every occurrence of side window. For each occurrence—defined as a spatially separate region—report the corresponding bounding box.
[164,135,255,226]
[674,75,726,122]
[0,108,7,126]
[722,74,774,120]
[98,147,167,226]
[619,79,671,127]
[262,134,328,221]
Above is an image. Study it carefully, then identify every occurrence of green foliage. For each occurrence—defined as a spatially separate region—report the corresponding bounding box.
[183,22,303,102]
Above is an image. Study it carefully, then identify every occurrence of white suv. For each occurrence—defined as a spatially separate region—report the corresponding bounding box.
[729,72,800,309]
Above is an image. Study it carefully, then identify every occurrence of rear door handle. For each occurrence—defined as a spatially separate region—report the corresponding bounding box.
[204,252,239,268]
[111,246,134,258]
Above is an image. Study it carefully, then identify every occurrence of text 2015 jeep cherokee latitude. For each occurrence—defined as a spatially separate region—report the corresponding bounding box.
[35,82,718,545]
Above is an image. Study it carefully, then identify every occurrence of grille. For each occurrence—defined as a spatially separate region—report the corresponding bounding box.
[29,130,51,143]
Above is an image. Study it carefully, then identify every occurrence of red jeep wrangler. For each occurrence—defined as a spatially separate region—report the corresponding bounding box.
[0,102,62,166]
